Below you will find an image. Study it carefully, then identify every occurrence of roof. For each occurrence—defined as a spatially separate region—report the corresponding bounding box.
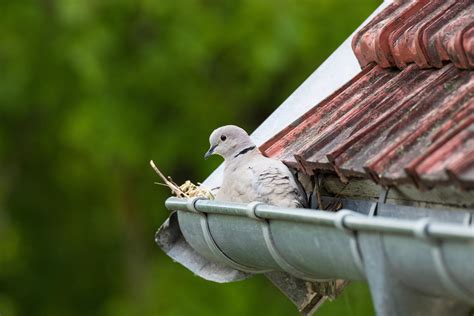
[260,0,474,190]
[201,2,392,190]
[353,0,474,69]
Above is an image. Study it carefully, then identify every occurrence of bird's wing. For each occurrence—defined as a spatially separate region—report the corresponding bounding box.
[216,161,258,202]
[251,159,307,208]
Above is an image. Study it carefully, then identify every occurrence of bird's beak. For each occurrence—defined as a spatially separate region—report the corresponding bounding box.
[204,145,217,160]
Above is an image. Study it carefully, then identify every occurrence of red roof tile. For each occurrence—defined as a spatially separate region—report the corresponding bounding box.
[260,0,474,190]
[352,0,474,70]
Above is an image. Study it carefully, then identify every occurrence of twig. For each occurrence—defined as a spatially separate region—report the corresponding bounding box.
[149,160,189,197]
[154,182,171,187]
[326,182,349,212]
[316,190,323,210]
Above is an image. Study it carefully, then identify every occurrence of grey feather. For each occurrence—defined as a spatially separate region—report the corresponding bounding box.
[206,125,307,208]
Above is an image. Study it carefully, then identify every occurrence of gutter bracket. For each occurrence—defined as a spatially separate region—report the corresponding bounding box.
[421,217,474,304]
[368,188,390,217]
[187,197,267,274]
[358,231,472,316]
[253,202,321,281]
[360,189,473,314]
[334,211,365,278]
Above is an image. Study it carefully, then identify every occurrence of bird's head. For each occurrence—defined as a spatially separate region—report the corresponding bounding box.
[204,125,256,160]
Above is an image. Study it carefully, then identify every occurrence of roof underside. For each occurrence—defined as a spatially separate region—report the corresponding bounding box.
[261,0,474,190]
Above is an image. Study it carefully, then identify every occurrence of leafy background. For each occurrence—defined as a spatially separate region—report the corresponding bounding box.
[0,0,380,315]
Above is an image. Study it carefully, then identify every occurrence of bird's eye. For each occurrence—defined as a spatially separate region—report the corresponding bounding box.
[220,135,227,141]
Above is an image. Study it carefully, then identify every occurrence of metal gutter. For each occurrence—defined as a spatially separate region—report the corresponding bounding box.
[165,197,474,315]
[167,197,473,241]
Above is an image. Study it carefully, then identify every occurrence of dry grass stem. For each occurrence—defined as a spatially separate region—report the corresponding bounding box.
[149,160,214,199]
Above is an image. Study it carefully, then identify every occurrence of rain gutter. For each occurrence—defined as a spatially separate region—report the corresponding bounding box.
[165,196,474,315]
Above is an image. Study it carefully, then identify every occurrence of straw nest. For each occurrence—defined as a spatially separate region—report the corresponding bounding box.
[150,160,214,200]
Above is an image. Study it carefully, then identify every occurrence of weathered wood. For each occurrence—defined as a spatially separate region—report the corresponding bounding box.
[322,175,474,210]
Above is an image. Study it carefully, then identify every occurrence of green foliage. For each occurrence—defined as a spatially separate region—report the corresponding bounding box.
[0,0,379,315]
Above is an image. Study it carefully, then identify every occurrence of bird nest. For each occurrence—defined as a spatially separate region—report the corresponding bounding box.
[150,160,214,200]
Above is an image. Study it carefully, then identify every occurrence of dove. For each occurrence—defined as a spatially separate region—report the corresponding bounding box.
[204,125,307,208]
[203,125,336,315]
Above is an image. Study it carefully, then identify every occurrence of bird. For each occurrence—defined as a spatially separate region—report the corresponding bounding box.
[204,125,335,315]
[204,125,307,208]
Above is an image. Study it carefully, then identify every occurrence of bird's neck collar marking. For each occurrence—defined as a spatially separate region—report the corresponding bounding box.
[234,145,256,158]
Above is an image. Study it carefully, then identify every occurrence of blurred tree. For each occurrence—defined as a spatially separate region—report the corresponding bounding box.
[0,0,379,315]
